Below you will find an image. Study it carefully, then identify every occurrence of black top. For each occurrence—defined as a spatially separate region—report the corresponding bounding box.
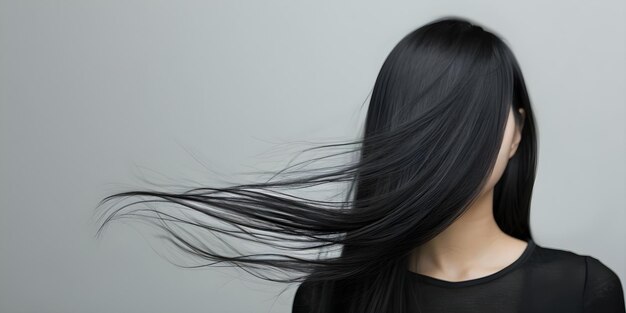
[292,239,625,313]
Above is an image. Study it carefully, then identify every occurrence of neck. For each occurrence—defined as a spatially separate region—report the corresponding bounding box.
[409,188,525,279]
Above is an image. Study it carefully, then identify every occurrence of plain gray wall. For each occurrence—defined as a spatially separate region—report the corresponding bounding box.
[1,0,624,312]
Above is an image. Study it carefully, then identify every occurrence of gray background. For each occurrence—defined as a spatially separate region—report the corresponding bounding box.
[1,0,624,312]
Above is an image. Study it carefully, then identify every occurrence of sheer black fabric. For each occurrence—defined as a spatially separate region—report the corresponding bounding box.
[292,239,625,313]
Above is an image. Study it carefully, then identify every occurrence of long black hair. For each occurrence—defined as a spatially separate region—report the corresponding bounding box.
[93,16,537,313]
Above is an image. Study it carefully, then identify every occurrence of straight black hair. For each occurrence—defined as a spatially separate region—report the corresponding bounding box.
[93,16,538,313]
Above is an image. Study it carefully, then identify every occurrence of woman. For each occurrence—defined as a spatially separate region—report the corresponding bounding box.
[94,16,625,312]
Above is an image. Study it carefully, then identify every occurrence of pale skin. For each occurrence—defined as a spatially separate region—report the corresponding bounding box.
[408,107,527,282]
